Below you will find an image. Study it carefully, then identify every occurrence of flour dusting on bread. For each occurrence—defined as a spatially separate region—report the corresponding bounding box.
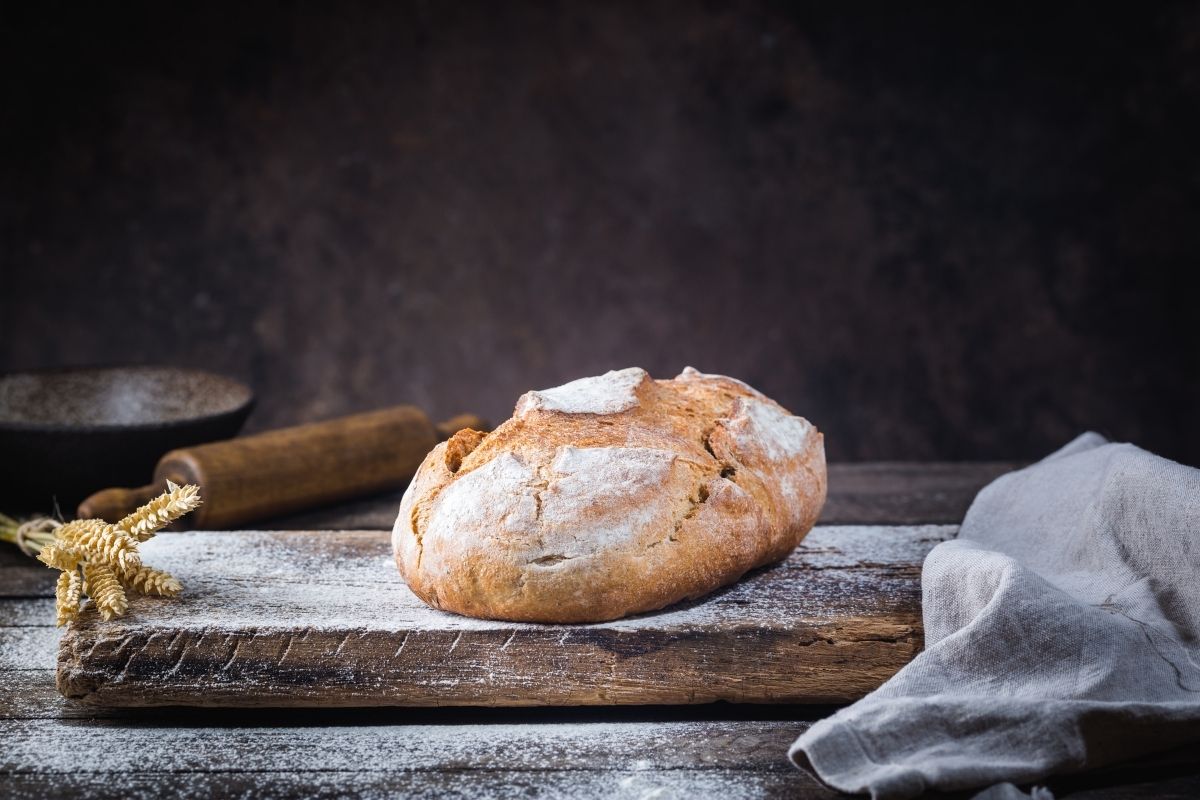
[539,445,692,557]
[728,397,815,462]
[394,367,826,623]
[514,367,648,416]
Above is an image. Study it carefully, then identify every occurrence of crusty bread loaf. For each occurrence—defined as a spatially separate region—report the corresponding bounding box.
[393,367,826,623]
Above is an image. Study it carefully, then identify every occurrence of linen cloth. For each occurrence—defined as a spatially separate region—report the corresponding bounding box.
[790,433,1200,798]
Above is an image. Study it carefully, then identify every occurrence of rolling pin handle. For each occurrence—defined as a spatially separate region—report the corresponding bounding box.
[76,483,161,524]
[76,409,490,527]
[435,413,491,439]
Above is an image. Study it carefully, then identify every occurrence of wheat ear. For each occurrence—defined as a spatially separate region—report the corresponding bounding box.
[119,564,182,597]
[57,519,141,571]
[55,569,83,626]
[7,483,200,624]
[82,562,128,621]
[117,480,203,542]
[37,540,86,571]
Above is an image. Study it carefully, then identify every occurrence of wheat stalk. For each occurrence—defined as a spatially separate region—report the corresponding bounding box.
[55,569,83,627]
[1,484,201,625]
[56,518,141,571]
[119,564,183,597]
[82,562,127,621]
[37,540,86,571]
[117,480,203,542]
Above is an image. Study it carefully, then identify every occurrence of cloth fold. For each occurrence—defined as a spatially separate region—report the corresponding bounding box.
[791,433,1200,798]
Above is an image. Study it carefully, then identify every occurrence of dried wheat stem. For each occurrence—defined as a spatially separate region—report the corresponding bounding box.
[14,517,61,556]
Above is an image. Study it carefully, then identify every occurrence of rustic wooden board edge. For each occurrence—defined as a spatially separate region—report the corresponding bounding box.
[55,614,923,708]
[0,664,849,729]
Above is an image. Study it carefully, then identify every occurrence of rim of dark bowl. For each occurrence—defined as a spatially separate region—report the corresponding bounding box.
[0,365,256,434]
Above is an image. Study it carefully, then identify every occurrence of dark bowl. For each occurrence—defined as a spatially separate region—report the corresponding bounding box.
[0,366,254,513]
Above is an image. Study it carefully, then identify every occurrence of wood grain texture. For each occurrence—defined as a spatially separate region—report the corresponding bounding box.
[55,525,950,707]
[0,775,1183,800]
[1,716,812,772]
[3,662,1198,800]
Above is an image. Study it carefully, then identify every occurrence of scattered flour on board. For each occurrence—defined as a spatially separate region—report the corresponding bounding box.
[59,527,950,713]
[515,367,648,416]
[111,526,953,633]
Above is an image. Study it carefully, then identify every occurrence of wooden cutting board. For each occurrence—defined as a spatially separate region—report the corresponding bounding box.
[56,525,952,707]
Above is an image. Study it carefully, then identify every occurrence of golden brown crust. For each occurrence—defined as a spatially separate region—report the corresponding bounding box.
[393,367,826,623]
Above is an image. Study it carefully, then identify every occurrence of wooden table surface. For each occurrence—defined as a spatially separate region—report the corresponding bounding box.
[3,462,1198,799]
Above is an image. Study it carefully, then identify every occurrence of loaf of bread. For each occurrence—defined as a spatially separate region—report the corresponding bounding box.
[393,367,826,623]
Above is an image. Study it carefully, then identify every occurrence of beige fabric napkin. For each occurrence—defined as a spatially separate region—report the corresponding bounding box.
[791,433,1200,798]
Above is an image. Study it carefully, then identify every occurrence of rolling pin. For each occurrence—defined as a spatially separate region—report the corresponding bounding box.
[77,406,487,529]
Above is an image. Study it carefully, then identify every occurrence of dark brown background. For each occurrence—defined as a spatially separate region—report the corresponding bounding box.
[2,2,1197,463]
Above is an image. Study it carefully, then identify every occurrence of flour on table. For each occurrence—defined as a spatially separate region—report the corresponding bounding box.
[515,367,648,416]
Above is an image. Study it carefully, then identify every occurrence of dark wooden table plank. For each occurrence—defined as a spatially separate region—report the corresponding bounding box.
[820,461,1020,524]
[0,770,833,800]
[0,715,816,773]
[0,546,56,597]
[7,768,1200,800]
[1,659,838,798]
